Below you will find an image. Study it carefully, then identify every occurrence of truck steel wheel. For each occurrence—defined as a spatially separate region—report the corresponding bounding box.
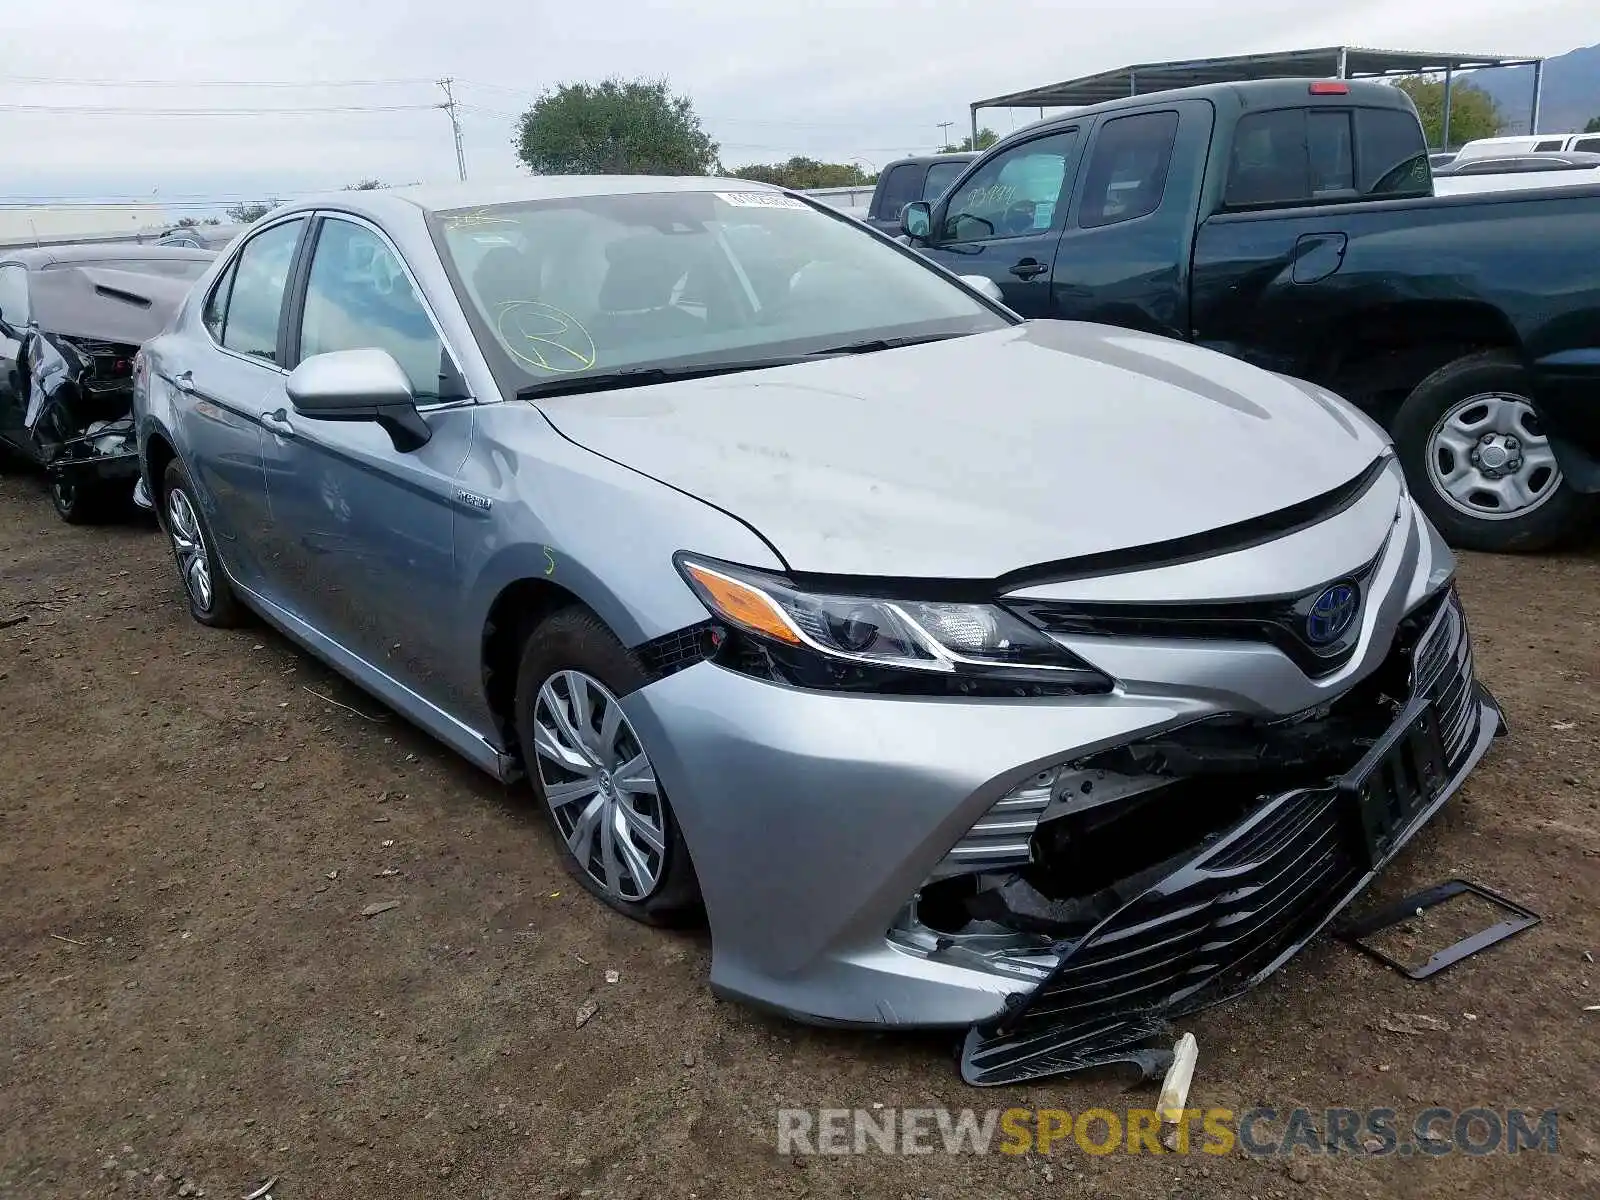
[513,607,702,925]
[1393,351,1595,553]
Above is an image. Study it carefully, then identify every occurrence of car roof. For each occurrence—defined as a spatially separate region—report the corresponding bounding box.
[265,175,792,223]
[1,243,216,270]
[882,153,979,169]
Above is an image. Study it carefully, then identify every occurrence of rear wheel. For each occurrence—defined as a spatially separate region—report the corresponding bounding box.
[49,476,126,525]
[161,459,245,627]
[1392,351,1595,553]
[513,607,702,926]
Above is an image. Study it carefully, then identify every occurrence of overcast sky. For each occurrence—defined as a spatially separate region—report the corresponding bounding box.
[4,0,1594,213]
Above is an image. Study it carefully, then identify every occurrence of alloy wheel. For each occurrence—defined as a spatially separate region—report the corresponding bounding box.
[532,670,666,902]
[1426,392,1562,521]
[165,487,214,612]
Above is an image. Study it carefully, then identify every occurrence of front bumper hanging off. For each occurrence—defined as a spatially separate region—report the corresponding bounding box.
[959,588,1501,1086]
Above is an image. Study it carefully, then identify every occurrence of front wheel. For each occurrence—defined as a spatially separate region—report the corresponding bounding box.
[513,607,702,926]
[1391,351,1596,553]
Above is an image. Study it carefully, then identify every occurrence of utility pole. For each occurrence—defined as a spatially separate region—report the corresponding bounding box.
[438,77,467,182]
[936,121,954,148]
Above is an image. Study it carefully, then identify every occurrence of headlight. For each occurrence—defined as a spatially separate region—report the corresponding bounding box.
[675,554,1113,697]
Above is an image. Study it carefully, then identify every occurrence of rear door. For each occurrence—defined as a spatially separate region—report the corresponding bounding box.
[1048,105,1199,339]
[170,215,308,591]
[916,129,1084,315]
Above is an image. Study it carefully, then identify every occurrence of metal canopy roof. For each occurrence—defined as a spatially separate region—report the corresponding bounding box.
[972,47,1543,110]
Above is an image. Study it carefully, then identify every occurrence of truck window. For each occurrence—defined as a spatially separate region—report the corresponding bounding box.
[939,130,1080,243]
[1226,110,1311,206]
[1307,111,1355,194]
[922,161,965,200]
[1534,139,1564,152]
[874,164,925,220]
[1573,136,1600,154]
[1079,111,1180,228]
[1356,108,1430,196]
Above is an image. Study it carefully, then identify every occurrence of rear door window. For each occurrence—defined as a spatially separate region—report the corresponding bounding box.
[1572,135,1600,154]
[220,218,305,362]
[1079,110,1180,227]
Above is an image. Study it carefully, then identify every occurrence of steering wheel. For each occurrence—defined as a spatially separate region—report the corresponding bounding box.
[1000,199,1038,236]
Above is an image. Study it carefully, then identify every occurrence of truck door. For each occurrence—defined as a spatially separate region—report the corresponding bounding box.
[1048,103,1209,340]
[915,129,1083,316]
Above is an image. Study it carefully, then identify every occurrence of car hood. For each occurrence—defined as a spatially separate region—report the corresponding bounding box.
[530,322,1390,580]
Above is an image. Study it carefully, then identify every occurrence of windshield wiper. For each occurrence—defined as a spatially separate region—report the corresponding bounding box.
[803,332,965,356]
[515,335,967,400]
[515,357,814,400]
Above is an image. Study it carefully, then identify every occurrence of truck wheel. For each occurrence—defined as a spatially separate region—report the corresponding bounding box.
[1391,351,1593,553]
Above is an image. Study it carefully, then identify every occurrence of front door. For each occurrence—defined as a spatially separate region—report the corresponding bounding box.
[916,129,1083,316]
[260,214,476,708]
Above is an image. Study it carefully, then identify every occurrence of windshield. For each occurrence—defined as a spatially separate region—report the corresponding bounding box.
[430,189,1009,392]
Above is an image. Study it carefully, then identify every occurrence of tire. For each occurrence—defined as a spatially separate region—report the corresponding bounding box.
[160,459,246,627]
[49,476,126,525]
[1391,350,1595,553]
[513,606,703,926]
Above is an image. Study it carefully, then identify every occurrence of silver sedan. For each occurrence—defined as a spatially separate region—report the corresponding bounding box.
[133,177,1501,1084]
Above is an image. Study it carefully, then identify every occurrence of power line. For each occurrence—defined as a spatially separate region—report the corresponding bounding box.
[0,74,430,88]
[0,102,439,116]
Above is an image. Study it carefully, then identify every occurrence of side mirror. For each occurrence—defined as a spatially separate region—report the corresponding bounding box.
[959,275,1006,305]
[285,347,432,451]
[900,201,932,241]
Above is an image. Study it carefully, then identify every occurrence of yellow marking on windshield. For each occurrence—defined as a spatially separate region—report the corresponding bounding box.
[442,208,519,230]
[496,301,598,374]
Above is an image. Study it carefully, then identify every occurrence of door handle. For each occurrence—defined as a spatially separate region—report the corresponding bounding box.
[1009,259,1048,280]
[261,408,295,436]
[172,370,195,394]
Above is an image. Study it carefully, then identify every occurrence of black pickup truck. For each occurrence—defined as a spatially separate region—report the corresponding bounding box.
[898,79,1600,552]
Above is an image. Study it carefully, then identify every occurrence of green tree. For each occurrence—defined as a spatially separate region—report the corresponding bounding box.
[344,178,388,190]
[939,128,998,153]
[730,157,876,189]
[514,77,718,175]
[1585,116,1600,133]
[175,217,200,228]
[1394,77,1503,147]
[225,199,279,223]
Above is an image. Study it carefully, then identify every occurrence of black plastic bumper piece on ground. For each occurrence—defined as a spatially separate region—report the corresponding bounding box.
[1334,878,1540,980]
[960,1012,1174,1088]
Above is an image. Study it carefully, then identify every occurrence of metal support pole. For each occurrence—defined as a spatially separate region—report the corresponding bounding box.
[1336,47,1348,78]
[1530,59,1544,134]
[1441,68,1454,150]
[970,104,980,149]
[1129,69,1137,97]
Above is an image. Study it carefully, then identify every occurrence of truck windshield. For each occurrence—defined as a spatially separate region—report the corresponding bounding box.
[432,190,1008,390]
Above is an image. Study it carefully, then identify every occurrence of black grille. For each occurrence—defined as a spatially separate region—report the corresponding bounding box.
[1015,553,1383,679]
[964,587,1486,1085]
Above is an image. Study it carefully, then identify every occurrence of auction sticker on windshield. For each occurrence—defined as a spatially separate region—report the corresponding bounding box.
[715,192,809,210]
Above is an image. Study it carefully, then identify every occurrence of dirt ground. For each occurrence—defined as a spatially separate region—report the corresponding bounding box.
[1,469,1597,1200]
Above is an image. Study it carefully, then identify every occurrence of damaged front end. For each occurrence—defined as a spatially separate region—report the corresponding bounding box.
[23,330,142,494]
[886,587,1502,1086]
